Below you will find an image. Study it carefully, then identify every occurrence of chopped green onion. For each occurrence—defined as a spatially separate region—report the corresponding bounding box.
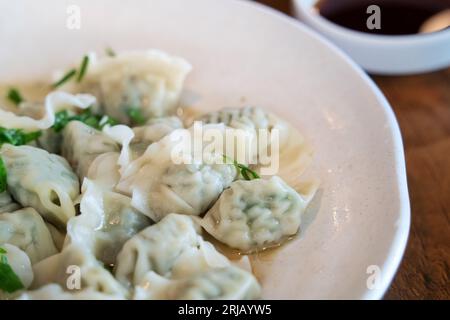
[52,108,119,132]
[0,248,25,293]
[0,128,22,146]
[0,156,7,193]
[52,69,76,88]
[126,107,146,125]
[52,110,70,133]
[83,116,100,128]
[99,115,119,129]
[6,88,23,106]
[0,248,5,254]
[22,131,42,144]
[77,55,89,82]
[222,155,260,180]
[0,127,42,147]
[105,47,116,57]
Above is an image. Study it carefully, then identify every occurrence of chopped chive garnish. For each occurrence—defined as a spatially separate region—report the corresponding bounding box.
[99,115,119,128]
[52,69,76,88]
[22,131,42,144]
[0,156,7,193]
[52,110,70,132]
[83,116,99,128]
[222,155,260,180]
[6,88,23,106]
[126,107,146,125]
[52,108,119,132]
[0,127,42,147]
[77,55,89,82]
[0,248,25,293]
[105,47,116,57]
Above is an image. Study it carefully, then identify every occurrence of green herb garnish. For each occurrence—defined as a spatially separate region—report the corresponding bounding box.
[0,157,7,193]
[52,54,89,88]
[105,47,116,57]
[52,108,119,132]
[223,155,260,180]
[0,127,42,147]
[6,88,23,106]
[83,116,100,128]
[99,115,119,128]
[52,110,70,132]
[52,69,77,88]
[76,55,89,82]
[126,107,146,125]
[0,247,25,293]
[22,131,42,144]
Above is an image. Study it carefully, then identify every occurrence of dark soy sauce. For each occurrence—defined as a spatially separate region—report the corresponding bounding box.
[316,0,450,35]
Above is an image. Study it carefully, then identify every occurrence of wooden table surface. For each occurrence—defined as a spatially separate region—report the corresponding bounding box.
[255,0,450,299]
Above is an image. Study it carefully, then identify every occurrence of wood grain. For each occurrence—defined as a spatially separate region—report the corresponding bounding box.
[254,0,450,299]
[374,71,450,300]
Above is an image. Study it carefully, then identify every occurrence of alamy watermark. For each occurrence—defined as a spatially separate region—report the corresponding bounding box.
[66,265,81,290]
[366,5,381,30]
[66,5,81,30]
[169,121,280,176]
[366,265,382,290]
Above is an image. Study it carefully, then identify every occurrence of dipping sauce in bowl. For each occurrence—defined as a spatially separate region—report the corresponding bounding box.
[316,0,450,35]
[293,0,450,74]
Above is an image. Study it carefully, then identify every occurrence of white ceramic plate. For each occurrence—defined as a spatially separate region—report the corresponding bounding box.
[0,0,410,299]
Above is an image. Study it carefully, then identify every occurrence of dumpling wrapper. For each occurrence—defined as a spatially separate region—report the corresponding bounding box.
[62,121,120,179]
[17,283,124,300]
[31,244,128,298]
[65,50,192,124]
[0,208,58,264]
[65,179,151,265]
[0,91,95,132]
[114,213,230,287]
[0,144,80,228]
[201,176,317,252]
[116,124,239,221]
[0,244,34,291]
[130,116,183,160]
[133,266,261,300]
[0,191,21,214]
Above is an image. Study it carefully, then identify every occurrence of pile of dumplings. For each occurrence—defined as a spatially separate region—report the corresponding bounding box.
[0,49,316,300]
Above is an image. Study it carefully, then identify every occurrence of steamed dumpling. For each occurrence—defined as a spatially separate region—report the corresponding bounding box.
[114,214,230,287]
[86,152,121,190]
[202,176,314,252]
[130,116,183,159]
[0,244,34,291]
[0,144,80,227]
[34,128,63,155]
[44,222,66,252]
[134,266,261,300]
[116,125,237,221]
[197,106,290,164]
[66,180,151,265]
[17,283,124,300]
[0,208,58,264]
[62,121,119,179]
[198,106,287,138]
[0,191,21,214]
[31,244,128,298]
[72,50,192,124]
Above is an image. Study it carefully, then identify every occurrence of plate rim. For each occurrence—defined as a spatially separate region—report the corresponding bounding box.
[234,0,411,300]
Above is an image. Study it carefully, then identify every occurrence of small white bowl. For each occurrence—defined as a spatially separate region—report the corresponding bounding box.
[293,0,450,75]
